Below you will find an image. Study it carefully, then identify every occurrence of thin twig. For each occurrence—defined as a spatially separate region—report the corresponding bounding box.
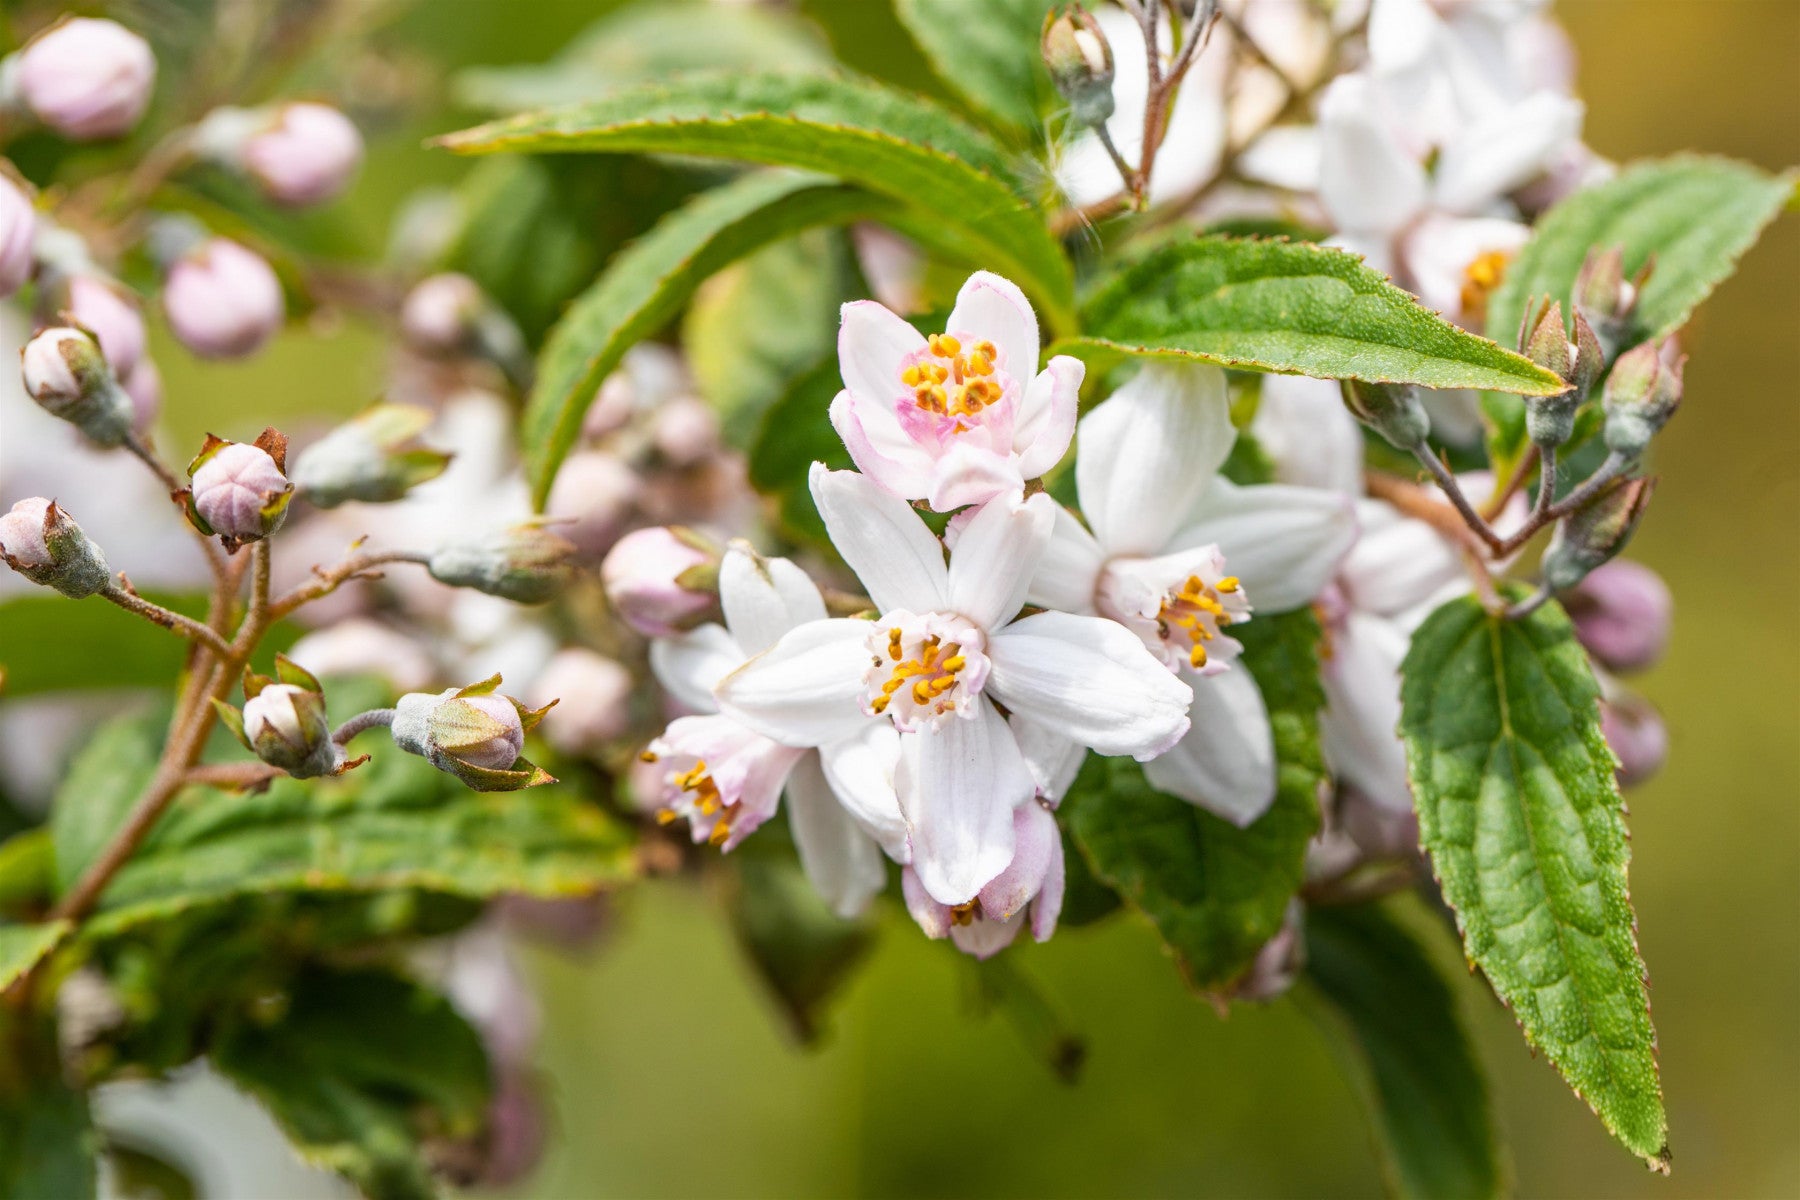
[268,547,431,620]
[332,708,396,746]
[100,583,233,657]
[1409,446,1504,553]
[1533,446,1559,520]
[184,762,284,790]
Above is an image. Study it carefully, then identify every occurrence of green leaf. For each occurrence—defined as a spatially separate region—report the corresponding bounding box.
[1399,593,1667,1167]
[0,592,202,697]
[1062,609,1325,989]
[1488,155,1794,355]
[437,73,1075,329]
[746,353,853,546]
[728,850,874,1043]
[1060,236,1567,395]
[894,0,1058,141]
[1304,904,1502,1200]
[0,829,55,918]
[51,712,634,941]
[212,966,490,1200]
[0,1013,99,1199]
[0,920,70,992]
[515,170,899,507]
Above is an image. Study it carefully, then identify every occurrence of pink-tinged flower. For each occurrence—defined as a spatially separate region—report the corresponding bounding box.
[187,433,293,549]
[1566,559,1672,675]
[162,238,285,359]
[830,271,1083,511]
[716,470,1191,905]
[64,276,146,377]
[902,801,1064,959]
[1025,363,1357,826]
[13,18,156,141]
[0,171,34,297]
[645,544,901,917]
[241,103,362,207]
[600,526,717,637]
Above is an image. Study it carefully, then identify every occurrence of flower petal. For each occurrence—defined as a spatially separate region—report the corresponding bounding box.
[839,299,925,406]
[1433,93,1583,216]
[719,546,826,657]
[713,618,876,747]
[1024,503,1106,614]
[647,623,740,713]
[902,865,952,938]
[1013,356,1083,479]
[1010,715,1087,804]
[1250,374,1364,495]
[978,802,1058,922]
[1030,828,1065,943]
[1320,611,1413,811]
[809,464,948,613]
[830,389,931,501]
[820,722,910,861]
[987,610,1193,759]
[1076,361,1234,557]
[1172,479,1358,612]
[925,441,1024,512]
[1340,498,1467,618]
[1317,73,1427,236]
[785,752,888,918]
[950,910,1025,959]
[947,271,1038,378]
[1142,665,1276,826]
[946,492,1054,629]
[901,699,1033,905]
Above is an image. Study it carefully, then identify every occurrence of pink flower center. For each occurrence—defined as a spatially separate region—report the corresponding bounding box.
[898,333,1013,432]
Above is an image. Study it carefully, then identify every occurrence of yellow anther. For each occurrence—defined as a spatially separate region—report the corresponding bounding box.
[888,628,904,660]
[639,749,659,763]
[708,819,732,847]
[929,333,961,356]
[901,364,924,386]
[656,808,677,825]
[941,655,966,673]
[1190,644,1208,668]
[912,680,933,705]
[950,901,978,926]
[871,694,890,714]
[1217,576,1240,593]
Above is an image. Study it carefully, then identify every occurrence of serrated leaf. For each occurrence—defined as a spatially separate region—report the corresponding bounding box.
[1062,609,1325,989]
[212,966,490,1200]
[728,851,873,1043]
[512,170,898,507]
[746,353,853,546]
[0,1012,99,1199]
[437,73,1075,329]
[1059,236,1567,395]
[0,920,70,991]
[1304,904,1502,1200]
[1400,593,1666,1167]
[895,0,1058,141]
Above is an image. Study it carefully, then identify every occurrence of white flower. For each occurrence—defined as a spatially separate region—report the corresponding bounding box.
[902,801,1064,960]
[1025,362,1357,825]
[830,271,1083,511]
[646,543,905,918]
[715,469,1191,906]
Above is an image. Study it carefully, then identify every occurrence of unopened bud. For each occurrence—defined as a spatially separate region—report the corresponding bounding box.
[651,397,719,467]
[530,648,633,755]
[428,522,578,605]
[600,526,719,637]
[9,18,156,141]
[215,657,347,778]
[0,497,109,597]
[1572,245,1648,356]
[162,238,285,359]
[1520,299,1580,449]
[1602,339,1683,459]
[1341,378,1430,449]
[1600,695,1666,788]
[399,272,529,389]
[1042,5,1116,128]
[391,675,555,791]
[241,103,362,207]
[1542,477,1654,592]
[20,326,134,447]
[187,430,294,550]
[1566,559,1672,675]
[61,276,146,378]
[0,170,34,298]
[291,404,452,507]
[121,358,161,432]
[546,451,639,558]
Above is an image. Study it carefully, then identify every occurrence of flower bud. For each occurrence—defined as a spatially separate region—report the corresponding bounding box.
[0,169,34,298]
[20,325,134,447]
[530,648,633,755]
[1566,559,1673,675]
[1572,245,1648,355]
[399,272,484,353]
[291,404,452,508]
[10,18,156,141]
[187,430,294,550]
[1042,5,1116,129]
[1341,378,1430,449]
[599,526,719,637]
[546,451,639,558]
[0,497,109,598]
[651,396,719,467]
[428,522,578,605]
[240,103,362,207]
[62,275,147,378]
[215,657,347,779]
[1601,695,1666,788]
[162,238,285,359]
[1602,338,1683,459]
[1542,477,1655,592]
[1519,299,1582,449]
[391,675,555,791]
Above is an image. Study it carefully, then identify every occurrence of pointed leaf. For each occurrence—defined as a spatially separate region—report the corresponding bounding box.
[0,920,71,992]
[895,0,1059,141]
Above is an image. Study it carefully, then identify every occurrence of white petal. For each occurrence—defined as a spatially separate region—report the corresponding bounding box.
[1317,73,1427,236]
[830,389,932,501]
[949,910,1025,959]
[1250,374,1364,495]
[1172,480,1358,612]
[901,700,1033,905]
[819,722,910,861]
[1237,123,1322,192]
[946,271,1039,379]
[1401,215,1531,324]
[902,866,952,938]
[1076,361,1235,557]
[1010,715,1087,804]
[713,618,877,747]
[987,611,1193,759]
[1024,503,1106,614]
[1433,93,1583,216]
[1142,665,1276,826]
[1320,611,1414,811]
[839,299,925,406]
[719,546,826,656]
[1340,499,1466,618]
[925,441,1024,512]
[785,752,888,918]
[647,624,740,713]
[978,802,1058,922]
[1013,356,1083,479]
[809,465,947,613]
[946,493,1054,629]
[1031,829,1065,943]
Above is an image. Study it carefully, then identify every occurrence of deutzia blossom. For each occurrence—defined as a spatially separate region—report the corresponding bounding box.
[1026,363,1356,825]
[646,544,903,917]
[831,271,1083,511]
[902,801,1064,960]
[716,468,1191,905]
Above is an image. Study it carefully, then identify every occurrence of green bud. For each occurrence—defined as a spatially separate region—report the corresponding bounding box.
[1571,245,1649,357]
[215,656,351,779]
[1341,378,1430,449]
[1042,5,1115,128]
[290,403,452,507]
[428,522,578,605]
[391,674,556,792]
[0,497,110,598]
[1602,339,1683,459]
[1543,477,1655,592]
[1519,299,1585,450]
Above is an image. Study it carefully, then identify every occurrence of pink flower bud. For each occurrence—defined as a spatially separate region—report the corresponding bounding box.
[599,526,718,637]
[188,435,293,548]
[14,18,156,141]
[0,497,53,568]
[0,496,110,597]
[1567,560,1672,675]
[121,358,161,432]
[399,272,483,354]
[1601,696,1667,788]
[163,238,284,359]
[530,649,633,754]
[21,325,133,446]
[0,171,34,297]
[651,397,719,466]
[65,276,146,377]
[240,103,362,207]
[546,451,639,557]
[391,676,555,791]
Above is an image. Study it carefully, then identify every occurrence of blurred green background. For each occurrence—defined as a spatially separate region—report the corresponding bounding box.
[140,1,1800,1196]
